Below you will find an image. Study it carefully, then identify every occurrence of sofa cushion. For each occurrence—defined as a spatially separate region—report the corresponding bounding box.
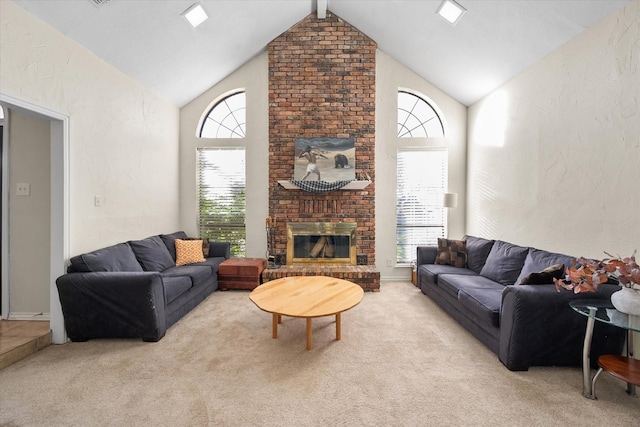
[190,256,226,275]
[479,240,529,285]
[175,239,206,266]
[519,263,565,285]
[515,248,574,285]
[438,274,503,321]
[129,236,175,272]
[435,238,467,267]
[162,265,213,288]
[70,243,143,273]
[456,278,504,328]
[162,275,193,304]
[419,264,477,285]
[159,231,189,261]
[464,236,495,274]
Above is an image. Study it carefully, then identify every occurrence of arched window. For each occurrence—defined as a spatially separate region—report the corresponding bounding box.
[199,91,246,138]
[397,91,444,138]
[395,90,447,264]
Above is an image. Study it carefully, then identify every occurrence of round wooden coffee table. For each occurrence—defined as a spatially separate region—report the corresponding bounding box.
[249,276,364,350]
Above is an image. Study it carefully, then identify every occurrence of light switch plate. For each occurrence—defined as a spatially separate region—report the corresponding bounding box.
[16,183,30,196]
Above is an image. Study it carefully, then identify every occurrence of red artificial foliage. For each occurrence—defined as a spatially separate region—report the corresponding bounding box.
[555,250,639,293]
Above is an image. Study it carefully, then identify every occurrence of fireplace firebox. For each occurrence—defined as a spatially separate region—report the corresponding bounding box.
[287,222,356,264]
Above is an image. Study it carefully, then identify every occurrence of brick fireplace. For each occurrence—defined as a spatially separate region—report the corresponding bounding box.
[267,12,376,269]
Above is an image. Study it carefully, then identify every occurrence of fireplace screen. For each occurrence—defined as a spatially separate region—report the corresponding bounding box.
[287,222,356,264]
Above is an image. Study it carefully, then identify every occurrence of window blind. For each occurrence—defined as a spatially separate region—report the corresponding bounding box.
[197,148,246,256]
[396,148,447,263]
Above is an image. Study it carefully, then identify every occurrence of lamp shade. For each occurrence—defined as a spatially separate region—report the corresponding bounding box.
[443,192,458,208]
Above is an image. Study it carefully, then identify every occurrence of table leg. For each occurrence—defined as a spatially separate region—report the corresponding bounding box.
[336,312,341,341]
[626,329,637,396]
[582,308,597,399]
[306,318,312,351]
[272,313,278,339]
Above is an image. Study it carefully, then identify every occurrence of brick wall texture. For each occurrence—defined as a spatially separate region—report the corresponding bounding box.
[268,12,377,264]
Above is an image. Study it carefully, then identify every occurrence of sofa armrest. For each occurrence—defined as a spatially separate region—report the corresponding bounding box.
[208,241,231,259]
[417,246,437,266]
[56,272,167,342]
[499,284,625,371]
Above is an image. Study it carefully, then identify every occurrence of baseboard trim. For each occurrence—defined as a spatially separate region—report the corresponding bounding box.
[8,312,51,321]
[380,275,412,283]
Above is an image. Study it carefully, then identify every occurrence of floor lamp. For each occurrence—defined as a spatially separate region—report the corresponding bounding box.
[443,192,458,238]
[443,192,458,209]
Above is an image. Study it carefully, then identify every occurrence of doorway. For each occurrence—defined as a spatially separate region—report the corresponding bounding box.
[0,106,3,311]
[0,94,68,344]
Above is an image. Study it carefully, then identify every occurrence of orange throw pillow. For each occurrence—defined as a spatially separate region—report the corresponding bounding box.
[175,239,206,266]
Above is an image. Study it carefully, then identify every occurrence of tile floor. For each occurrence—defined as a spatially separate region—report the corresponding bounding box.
[0,320,51,370]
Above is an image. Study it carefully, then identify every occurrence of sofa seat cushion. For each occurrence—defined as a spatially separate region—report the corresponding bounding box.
[440,274,503,327]
[436,273,485,299]
[190,256,226,275]
[515,248,573,285]
[464,236,495,274]
[479,240,529,285]
[162,265,213,287]
[419,264,477,285]
[130,236,175,272]
[69,243,143,273]
[163,275,193,304]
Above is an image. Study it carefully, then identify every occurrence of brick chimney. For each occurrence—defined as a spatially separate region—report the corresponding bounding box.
[267,11,376,264]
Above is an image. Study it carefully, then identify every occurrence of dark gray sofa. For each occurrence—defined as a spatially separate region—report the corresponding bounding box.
[56,231,230,342]
[417,236,625,371]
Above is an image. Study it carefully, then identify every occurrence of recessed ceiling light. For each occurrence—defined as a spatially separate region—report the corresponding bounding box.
[436,0,467,26]
[182,3,208,28]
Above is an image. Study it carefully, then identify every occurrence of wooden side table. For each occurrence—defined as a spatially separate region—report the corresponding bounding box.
[595,355,640,392]
[218,258,267,290]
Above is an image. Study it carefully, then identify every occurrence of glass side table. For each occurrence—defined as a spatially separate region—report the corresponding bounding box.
[570,299,640,399]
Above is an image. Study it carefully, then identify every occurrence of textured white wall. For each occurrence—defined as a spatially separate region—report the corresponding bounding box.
[179,52,270,258]
[376,50,467,280]
[467,1,640,259]
[0,1,180,256]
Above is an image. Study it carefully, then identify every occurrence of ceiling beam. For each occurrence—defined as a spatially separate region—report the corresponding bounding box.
[317,0,327,19]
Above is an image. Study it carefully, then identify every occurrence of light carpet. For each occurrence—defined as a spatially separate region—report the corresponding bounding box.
[1,282,639,426]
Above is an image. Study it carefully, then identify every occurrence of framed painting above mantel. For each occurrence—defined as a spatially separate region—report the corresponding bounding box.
[294,137,355,182]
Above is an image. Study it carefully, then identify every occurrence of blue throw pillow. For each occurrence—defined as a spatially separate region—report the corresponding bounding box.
[479,240,529,285]
[77,243,143,272]
[159,231,188,260]
[129,236,175,272]
[464,236,495,274]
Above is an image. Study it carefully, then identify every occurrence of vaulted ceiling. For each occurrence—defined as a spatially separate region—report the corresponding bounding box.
[12,0,630,107]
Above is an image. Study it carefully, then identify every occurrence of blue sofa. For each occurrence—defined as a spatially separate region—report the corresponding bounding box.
[56,231,230,342]
[417,236,625,371]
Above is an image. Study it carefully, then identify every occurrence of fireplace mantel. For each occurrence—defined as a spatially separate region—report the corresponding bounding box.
[278,180,371,190]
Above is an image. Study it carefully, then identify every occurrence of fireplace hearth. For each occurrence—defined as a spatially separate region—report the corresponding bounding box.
[287,222,356,264]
